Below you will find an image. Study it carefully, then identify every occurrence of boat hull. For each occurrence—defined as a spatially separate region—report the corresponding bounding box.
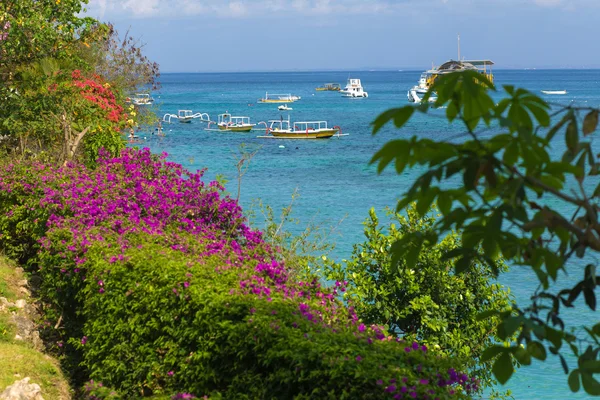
[259,99,294,103]
[218,124,254,132]
[270,129,339,139]
[179,118,192,123]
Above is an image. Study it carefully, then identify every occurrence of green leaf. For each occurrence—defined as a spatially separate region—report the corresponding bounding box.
[492,351,514,384]
[372,107,415,134]
[569,370,581,392]
[566,121,579,151]
[581,360,600,374]
[581,372,600,395]
[583,110,599,136]
[481,345,505,362]
[528,341,547,361]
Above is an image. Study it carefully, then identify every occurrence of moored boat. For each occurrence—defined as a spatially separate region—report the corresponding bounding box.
[217,113,255,132]
[407,59,494,103]
[541,90,567,95]
[341,78,368,98]
[259,92,300,103]
[130,93,154,105]
[162,110,211,124]
[278,104,292,111]
[316,83,341,91]
[263,117,340,139]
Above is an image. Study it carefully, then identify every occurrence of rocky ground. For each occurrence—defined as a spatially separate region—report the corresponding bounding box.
[0,257,71,400]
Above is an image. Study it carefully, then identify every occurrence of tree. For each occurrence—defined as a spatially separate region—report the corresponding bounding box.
[371,70,600,395]
[326,204,513,394]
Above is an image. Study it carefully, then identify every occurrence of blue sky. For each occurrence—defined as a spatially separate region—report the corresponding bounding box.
[86,0,600,72]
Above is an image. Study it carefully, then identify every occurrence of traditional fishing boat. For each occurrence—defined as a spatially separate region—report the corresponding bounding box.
[258,92,300,103]
[217,113,255,132]
[316,83,341,91]
[162,110,211,124]
[263,117,341,139]
[130,93,154,105]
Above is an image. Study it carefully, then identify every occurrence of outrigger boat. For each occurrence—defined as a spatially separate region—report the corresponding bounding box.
[130,93,154,105]
[162,110,211,124]
[216,113,255,132]
[258,92,300,103]
[316,83,341,91]
[262,117,341,139]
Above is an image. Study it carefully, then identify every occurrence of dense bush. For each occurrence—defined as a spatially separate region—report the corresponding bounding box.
[0,148,478,398]
[327,206,513,393]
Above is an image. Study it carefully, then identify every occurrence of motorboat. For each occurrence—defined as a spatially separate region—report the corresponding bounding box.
[316,83,341,91]
[216,113,255,132]
[130,93,154,106]
[162,110,211,124]
[259,92,300,103]
[278,104,292,111]
[541,90,567,95]
[341,78,368,98]
[263,117,341,139]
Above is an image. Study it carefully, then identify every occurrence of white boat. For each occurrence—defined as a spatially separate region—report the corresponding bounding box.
[260,116,341,139]
[278,104,292,111]
[259,92,300,103]
[341,78,368,98]
[216,113,255,132]
[541,90,567,95]
[162,110,211,124]
[130,93,154,105]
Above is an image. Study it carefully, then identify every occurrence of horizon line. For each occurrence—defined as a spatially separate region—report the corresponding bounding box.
[158,67,600,74]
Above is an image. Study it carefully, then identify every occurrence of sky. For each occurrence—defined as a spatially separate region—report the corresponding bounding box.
[85,0,600,72]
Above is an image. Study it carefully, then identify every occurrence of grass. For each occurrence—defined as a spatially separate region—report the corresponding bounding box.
[0,257,19,301]
[0,342,70,399]
[0,256,71,398]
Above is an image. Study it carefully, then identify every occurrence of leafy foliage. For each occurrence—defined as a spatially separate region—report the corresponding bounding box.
[326,205,513,393]
[371,70,600,395]
[0,1,157,164]
[0,148,477,398]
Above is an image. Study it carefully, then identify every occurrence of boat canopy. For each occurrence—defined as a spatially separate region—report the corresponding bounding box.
[218,113,250,125]
[179,110,193,118]
[428,59,494,74]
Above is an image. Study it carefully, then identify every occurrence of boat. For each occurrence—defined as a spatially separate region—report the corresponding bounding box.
[340,78,368,98]
[216,113,255,132]
[278,104,292,111]
[316,83,341,91]
[541,90,567,95]
[263,117,341,139]
[258,92,300,103]
[162,110,211,124]
[130,93,154,106]
[407,36,494,103]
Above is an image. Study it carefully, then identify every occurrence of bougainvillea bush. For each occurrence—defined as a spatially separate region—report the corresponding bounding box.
[0,148,478,399]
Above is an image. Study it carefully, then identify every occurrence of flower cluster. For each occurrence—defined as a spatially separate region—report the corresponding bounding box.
[71,70,125,124]
[0,21,9,41]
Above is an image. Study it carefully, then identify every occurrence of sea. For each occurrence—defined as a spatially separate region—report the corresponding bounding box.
[137,70,600,399]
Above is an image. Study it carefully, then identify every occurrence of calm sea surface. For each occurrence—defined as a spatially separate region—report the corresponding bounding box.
[137,70,600,399]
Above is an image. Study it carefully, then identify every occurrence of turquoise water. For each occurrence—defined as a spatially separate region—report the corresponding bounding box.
[139,70,600,399]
